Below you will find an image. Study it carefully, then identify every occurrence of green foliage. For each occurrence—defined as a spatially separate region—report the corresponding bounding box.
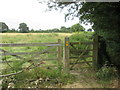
[19,23,29,33]
[45,1,120,72]
[1,33,75,88]
[2,67,75,88]
[70,23,85,32]
[7,29,19,33]
[79,2,120,70]
[0,22,9,33]
[29,26,71,33]
[12,61,23,72]
[96,65,118,81]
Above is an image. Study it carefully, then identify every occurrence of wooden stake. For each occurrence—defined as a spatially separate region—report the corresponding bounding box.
[64,37,70,73]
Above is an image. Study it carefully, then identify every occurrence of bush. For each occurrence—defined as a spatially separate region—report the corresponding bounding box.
[96,65,118,81]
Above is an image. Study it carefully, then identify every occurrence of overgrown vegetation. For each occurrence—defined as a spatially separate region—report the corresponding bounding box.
[44,1,120,79]
[1,32,118,88]
[96,65,118,81]
[2,67,75,88]
[0,33,74,88]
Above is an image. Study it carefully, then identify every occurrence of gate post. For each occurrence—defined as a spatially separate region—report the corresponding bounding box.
[64,37,70,73]
[93,35,99,71]
[58,39,62,67]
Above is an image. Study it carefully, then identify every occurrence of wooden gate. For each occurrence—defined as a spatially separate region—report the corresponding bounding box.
[63,36,99,73]
[0,39,62,77]
[0,36,99,76]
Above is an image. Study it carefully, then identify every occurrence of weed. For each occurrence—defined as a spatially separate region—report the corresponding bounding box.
[96,65,118,81]
[1,33,93,88]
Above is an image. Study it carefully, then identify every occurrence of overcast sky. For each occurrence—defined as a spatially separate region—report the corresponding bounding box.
[0,0,91,30]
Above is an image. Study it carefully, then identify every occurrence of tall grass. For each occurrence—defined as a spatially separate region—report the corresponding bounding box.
[1,32,94,88]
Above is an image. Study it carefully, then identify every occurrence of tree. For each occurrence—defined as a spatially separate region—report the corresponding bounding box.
[70,23,85,32]
[60,26,67,32]
[0,22,9,33]
[43,1,120,71]
[19,23,29,33]
[60,26,70,33]
[79,2,120,70]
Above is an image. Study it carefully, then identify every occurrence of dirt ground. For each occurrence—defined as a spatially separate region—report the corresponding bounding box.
[62,64,119,88]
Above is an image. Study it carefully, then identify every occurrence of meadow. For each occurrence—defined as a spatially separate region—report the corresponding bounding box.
[0,32,118,88]
[0,33,74,88]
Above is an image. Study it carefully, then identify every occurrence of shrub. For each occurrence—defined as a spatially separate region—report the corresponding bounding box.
[96,65,118,81]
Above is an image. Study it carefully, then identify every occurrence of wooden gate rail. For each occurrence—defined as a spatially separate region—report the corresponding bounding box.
[0,39,63,78]
[1,51,58,56]
[0,40,62,65]
[70,49,93,52]
[70,55,93,59]
[0,43,61,47]
[0,58,58,63]
[70,41,93,45]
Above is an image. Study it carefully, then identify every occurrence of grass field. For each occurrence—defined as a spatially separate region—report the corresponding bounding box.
[0,33,75,88]
[0,32,118,88]
[0,33,72,67]
[0,33,72,68]
[0,33,72,43]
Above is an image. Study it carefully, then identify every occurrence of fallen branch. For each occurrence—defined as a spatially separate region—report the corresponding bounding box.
[0,61,45,78]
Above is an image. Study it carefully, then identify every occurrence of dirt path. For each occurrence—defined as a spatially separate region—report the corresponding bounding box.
[62,65,118,88]
[62,69,102,88]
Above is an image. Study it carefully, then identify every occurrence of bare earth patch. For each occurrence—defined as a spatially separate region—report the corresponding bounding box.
[62,64,118,88]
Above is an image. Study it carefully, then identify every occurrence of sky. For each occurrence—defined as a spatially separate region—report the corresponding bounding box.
[0,0,91,30]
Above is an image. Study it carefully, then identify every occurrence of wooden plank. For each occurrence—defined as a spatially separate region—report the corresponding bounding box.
[70,49,93,53]
[0,49,26,60]
[1,51,58,56]
[0,43,62,47]
[58,39,62,67]
[70,55,93,59]
[70,41,93,45]
[0,58,57,63]
[70,61,92,64]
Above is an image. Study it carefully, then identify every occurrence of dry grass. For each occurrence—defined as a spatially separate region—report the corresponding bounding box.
[0,33,72,36]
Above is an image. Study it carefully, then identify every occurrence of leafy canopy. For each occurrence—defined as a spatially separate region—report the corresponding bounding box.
[42,1,120,69]
[19,23,29,33]
[70,23,85,32]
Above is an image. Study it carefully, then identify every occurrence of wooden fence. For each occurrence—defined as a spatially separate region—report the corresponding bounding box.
[0,36,99,76]
[0,39,62,65]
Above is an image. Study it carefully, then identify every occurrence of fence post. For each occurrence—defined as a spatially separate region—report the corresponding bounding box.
[93,35,99,71]
[58,39,62,67]
[64,37,70,73]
